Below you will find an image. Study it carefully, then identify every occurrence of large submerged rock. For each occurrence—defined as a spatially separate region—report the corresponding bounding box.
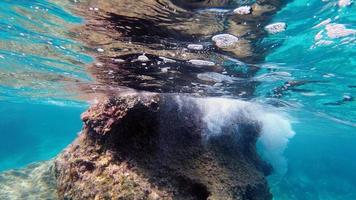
[0,0,290,198]
[55,92,272,200]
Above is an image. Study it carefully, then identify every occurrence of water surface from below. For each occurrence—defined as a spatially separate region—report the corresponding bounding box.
[261,0,356,199]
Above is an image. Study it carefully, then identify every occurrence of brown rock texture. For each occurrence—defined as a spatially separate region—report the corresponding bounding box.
[55,92,272,200]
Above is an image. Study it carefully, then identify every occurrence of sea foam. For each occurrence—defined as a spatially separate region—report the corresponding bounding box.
[175,96,295,174]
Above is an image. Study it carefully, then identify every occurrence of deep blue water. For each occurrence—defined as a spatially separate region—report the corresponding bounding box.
[0,0,355,199]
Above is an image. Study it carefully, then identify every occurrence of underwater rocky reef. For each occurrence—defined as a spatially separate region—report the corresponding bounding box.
[55,92,273,200]
[0,0,292,199]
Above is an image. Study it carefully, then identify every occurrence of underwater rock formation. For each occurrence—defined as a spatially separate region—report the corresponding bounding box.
[55,92,272,200]
[0,0,289,199]
[264,22,287,34]
[51,3,288,197]
[233,6,252,15]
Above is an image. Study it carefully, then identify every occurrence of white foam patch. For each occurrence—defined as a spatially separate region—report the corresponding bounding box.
[257,112,295,174]
[175,96,295,174]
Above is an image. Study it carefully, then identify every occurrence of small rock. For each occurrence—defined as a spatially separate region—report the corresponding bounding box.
[159,56,176,63]
[264,22,287,34]
[187,44,204,50]
[213,83,223,87]
[89,7,99,11]
[233,6,252,15]
[161,67,170,73]
[148,191,160,200]
[188,59,215,66]
[97,48,104,53]
[138,75,155,81]
[212,34,239,48]
[113,58,125,63]
[322,73,335,78]
[197,72,234,83]
[137,54,149,62]
[343,95,353,101]
[239,91,247,96]
[95,63,103,67]
[338,0,352,7]
[325,24,356,39]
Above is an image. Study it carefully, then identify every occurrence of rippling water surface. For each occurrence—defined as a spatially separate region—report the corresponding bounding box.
[0,0,355,199]
[260,0,356,199]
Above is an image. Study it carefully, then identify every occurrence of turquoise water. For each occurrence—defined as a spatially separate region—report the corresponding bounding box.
[0,101,85,171]
[0,1,89,171]
[0,0,355,199]
[259,0,356,199]
[0,0,92,102]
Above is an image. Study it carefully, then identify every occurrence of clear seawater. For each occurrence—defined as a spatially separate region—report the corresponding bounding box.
[0,0,90,171]
[0,101,85,171]
[0,0,355,200]
[260,0,356,199]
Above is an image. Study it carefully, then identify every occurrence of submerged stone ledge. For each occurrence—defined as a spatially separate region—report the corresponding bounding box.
[0,92,272,200]
[55,92,272,200]
[0,1,289,199]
